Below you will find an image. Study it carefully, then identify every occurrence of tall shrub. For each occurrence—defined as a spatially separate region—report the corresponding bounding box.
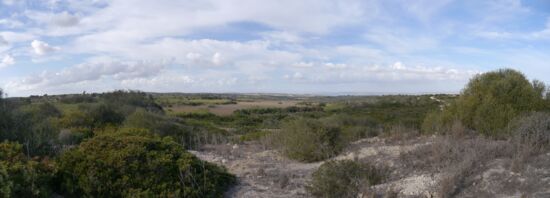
[57,128,235,197]
[436,69,545,136]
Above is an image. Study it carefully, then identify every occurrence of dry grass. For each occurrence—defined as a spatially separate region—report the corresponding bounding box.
[167,100,301,116]
[382,124,420,144]
[401,134,513,197]
[307,160,387,198]
[509,112,550,172]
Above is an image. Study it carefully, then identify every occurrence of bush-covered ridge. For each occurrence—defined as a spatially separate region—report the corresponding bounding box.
[0,90,237,197]
[57,128,235,197]
[1,68,549,197]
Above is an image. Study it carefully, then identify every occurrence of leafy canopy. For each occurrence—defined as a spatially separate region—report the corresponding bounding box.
[428,69,546,136]
[57,128,235,197]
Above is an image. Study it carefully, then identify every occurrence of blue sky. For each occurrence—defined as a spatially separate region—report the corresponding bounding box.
[0,0,549,96]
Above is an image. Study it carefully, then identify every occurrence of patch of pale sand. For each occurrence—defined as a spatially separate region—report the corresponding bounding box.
[398,174,438,196]
[482,163,507,180]
[188,150,224,163]
[373,174,438,197]
[337,142,431,161]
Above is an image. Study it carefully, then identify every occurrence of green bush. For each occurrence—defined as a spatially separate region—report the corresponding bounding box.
[124,109,188,137]
[0,102,60,156]
[277,118,344,162]
[125,109,228,148]
[307,160,385,198]
[239,130,270,142]
[437,69,546,136]
[101,90,163,114]
[58,103,125,130]
[87,104,125,128]
[421,110,444,134]
[57,128,235,197]
[0,141,55,197]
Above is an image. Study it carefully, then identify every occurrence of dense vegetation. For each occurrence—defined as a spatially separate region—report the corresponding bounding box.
[0,141,55,197]
[423,69,549,137]
[57,128,235,197]
[0,90,235,197]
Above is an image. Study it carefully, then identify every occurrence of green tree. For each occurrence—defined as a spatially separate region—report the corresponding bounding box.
[439,69,546,136]
[0,100,60,156]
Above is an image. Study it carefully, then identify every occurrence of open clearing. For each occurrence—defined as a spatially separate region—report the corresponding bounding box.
[191,137,550,198]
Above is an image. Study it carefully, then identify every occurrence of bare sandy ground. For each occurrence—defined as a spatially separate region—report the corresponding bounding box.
[190,137,550,198]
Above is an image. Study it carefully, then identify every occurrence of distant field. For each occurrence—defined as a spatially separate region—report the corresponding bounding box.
[155,96,235,106]
[167,100,301,116]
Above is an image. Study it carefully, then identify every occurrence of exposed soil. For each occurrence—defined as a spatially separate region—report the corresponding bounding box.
[190,137,550,198]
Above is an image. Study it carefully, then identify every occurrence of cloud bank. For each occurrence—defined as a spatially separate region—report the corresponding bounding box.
[0,0,549,96]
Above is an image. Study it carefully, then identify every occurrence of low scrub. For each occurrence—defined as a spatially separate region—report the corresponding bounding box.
[510,112,550,155]
[307,160,386,198]
[276,118,344,162]
[401,135,513,197]
[509,112,550,170]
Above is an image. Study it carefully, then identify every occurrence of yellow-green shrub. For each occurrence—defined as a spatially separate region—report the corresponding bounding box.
[0,141,55,197]
[277,118,344,162]
[57,128,235,197]
[432,69,546,137]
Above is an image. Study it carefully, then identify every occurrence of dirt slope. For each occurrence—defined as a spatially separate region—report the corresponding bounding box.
[190,137,550,198]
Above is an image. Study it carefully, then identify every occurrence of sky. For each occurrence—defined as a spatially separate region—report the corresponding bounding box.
[0,0,549,97]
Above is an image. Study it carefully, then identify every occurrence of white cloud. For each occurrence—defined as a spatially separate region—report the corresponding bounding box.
[212,52,222,65]
[31,40,60,55]
[0,36,7,46]
[284,72,304,80]
[51,12,80,27]
[0,18,23,28]
[0,54,15,68]
[22,0,371,44]
[402,0,453,23]
[186,52,202,61]
[292,62,314,68]
[70,37,301,72]
[121,74,195,88]
[0,32,34,43]
[7,57,167,91]
[118,71,240,92]
[2,0,548,96]
[476,18,550,41]
[2,0,19,5]
[325,63,347,69]
[364,29,439,54]
[284,62,479,84]
[262,31,304,43]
